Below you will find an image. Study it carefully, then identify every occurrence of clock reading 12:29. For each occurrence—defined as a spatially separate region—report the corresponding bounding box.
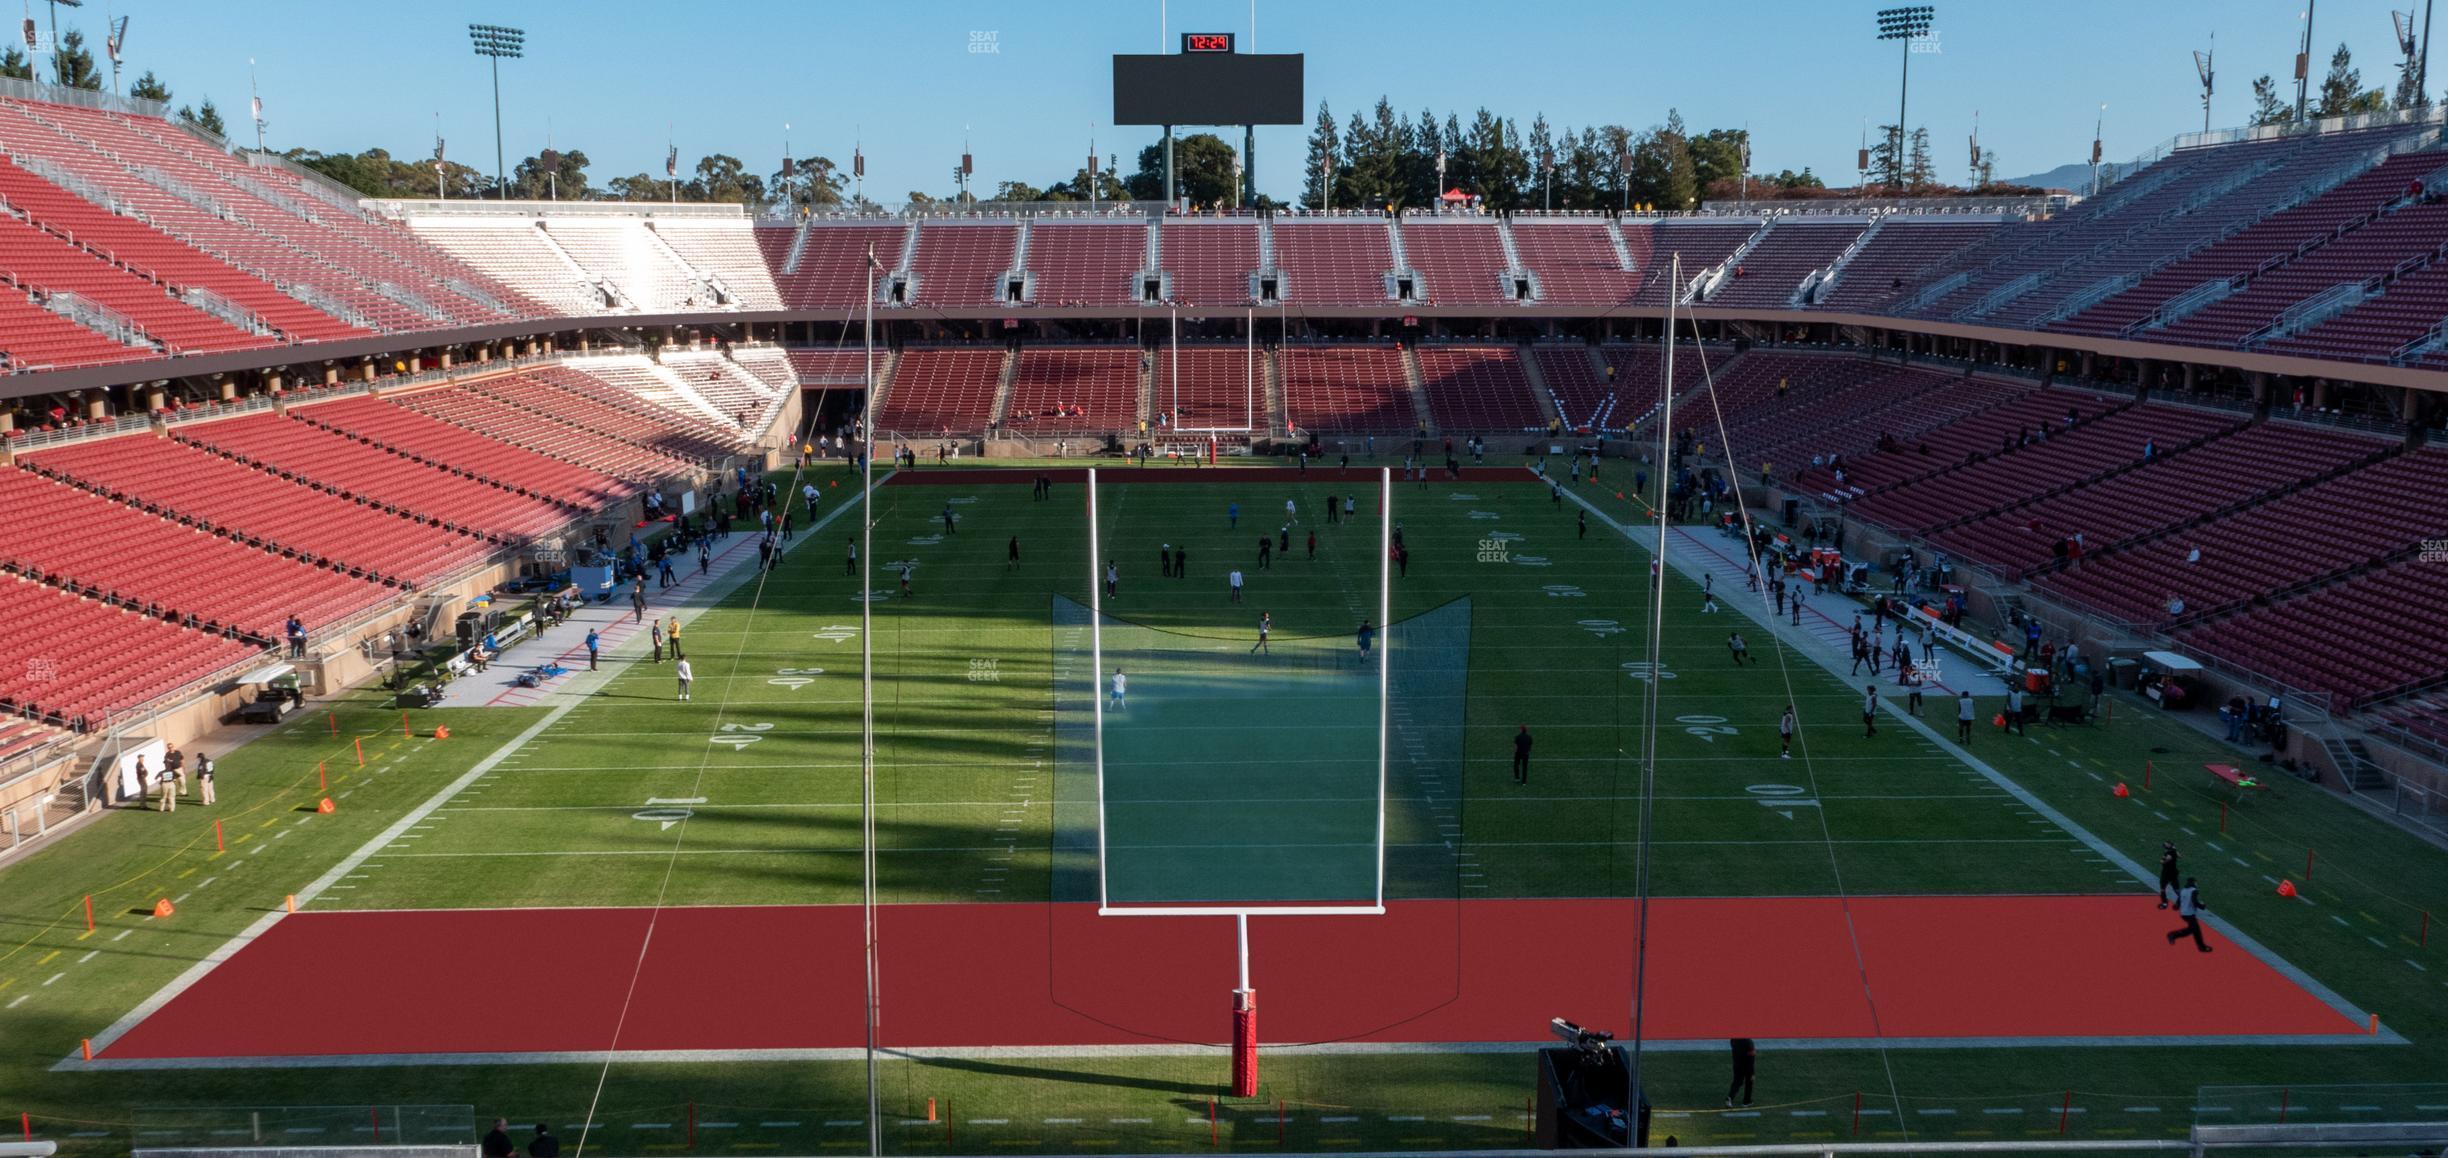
[1181,32,1235,53]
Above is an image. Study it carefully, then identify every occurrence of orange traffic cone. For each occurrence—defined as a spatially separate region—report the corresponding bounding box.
[432,725,450,740]
[2277,879,2297,898]
[151,898,175,918]
[316,797,336,814]
[2112,782,2130,798]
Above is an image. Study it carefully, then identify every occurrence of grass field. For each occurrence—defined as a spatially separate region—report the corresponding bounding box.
[3,458,2447,1155]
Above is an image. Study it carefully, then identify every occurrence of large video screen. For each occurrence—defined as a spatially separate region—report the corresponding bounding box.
[1112,53,1306,126]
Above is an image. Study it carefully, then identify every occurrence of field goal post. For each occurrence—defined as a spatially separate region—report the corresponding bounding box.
[1082,466,1394,1096]
[1160,307,1264,438]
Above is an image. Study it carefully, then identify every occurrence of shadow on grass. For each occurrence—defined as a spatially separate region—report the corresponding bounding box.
[909,1052,1218,1097]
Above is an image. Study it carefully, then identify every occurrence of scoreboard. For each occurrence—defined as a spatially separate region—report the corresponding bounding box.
[1112,45,1304,126]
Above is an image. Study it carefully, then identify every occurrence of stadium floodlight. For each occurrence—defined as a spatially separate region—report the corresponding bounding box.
[2395,8,2431,110]
[1874,6,1934,186]
[2195,35,2217,134]
[467,23,525,200]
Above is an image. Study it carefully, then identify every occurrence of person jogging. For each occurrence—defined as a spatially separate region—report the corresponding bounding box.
[1511,725,1532,785]
[1728,632,1750,665]
[2157,842,2183,908]
[1251,612,1272,655]
[2165,878,2211,952]
[1779,705,1796,759]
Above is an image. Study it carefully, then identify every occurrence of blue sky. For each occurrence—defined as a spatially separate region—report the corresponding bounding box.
[59,0,2437,200]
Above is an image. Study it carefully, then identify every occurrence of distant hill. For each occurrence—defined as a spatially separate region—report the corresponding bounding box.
[1999,161,2096,192]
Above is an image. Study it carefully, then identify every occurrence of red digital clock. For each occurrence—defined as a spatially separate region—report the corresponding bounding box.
[1182,32,1235,53]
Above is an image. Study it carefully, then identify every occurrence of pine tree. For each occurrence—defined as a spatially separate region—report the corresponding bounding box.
[1905,127,1935,189]
[1527,114,1556,209]
[180,99,227,138]
[1299,101,1338,209]
[2314,43,2388,117]
[51,28,101,90]
[1,47,34,80]
[1869,123,1905,188]
[128,70,171,102]
[2249,75,2293,125]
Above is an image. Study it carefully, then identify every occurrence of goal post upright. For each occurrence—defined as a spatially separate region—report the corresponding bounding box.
[1375,464,1391,909]
[1087,466,1109,912]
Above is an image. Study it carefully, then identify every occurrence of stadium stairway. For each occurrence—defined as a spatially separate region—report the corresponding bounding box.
[1514,342,1568,432]
[1398,345,1437,436]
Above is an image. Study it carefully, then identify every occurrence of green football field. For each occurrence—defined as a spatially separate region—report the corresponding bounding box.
[2,459,2446,1155]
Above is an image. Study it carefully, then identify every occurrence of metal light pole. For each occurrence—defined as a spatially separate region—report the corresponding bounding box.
[2422,0,2436,107]
[2196,36,2216,133]
[45,0,82,87]
[103,13,124,96]
[2296,1,2318,122]
[467,23,525,200]
[1875,7,1935,185]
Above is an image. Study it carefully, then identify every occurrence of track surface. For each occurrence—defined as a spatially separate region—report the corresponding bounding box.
[98,895,2357,1062]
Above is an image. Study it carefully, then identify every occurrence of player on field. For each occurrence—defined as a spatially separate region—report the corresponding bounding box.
[1251,612,1272,655]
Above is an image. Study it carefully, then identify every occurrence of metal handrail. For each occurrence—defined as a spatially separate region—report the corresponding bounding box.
[368,198,750,221]
[0,75,171,119]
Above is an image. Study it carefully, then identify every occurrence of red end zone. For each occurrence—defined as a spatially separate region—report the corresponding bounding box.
[94,896,2359,1063]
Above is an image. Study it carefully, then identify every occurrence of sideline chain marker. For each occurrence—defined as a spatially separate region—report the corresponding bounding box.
[317,798,336,815]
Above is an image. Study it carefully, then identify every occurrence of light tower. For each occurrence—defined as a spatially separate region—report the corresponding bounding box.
[467,23,525,200]
[1875,7,1936,184]
[2195,35,2216,134]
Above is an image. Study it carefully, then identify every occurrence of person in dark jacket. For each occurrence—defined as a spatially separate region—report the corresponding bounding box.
[527,1124,561,1158]
[480,1119,515,1158]
[1727,1037,1756,1107]
[2156,843,2182,908]
[1511,725,1532,785]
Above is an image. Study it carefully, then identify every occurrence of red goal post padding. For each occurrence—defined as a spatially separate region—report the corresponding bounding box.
[1231,988,1258,1098]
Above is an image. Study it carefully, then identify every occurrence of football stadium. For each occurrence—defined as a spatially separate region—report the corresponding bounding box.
[3,3,2448,1155]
